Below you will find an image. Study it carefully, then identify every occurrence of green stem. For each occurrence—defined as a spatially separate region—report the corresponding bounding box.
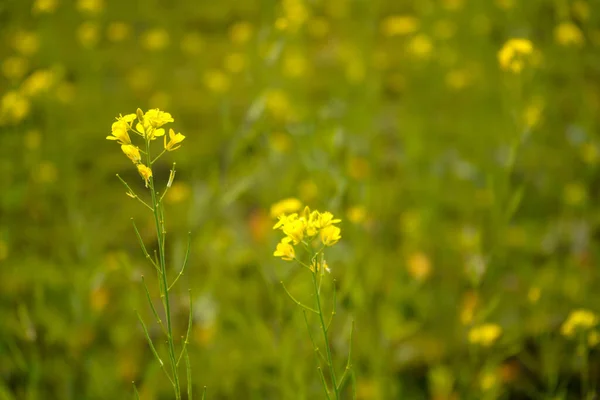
[312,271,339,399]
[145,136,181,400]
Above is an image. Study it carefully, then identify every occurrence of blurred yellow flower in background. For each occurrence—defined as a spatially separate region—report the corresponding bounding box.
[32,0,58,14]
[554,22,584,47]
[0,91,30,125]
[204,69,230,94]
[21,69,56,96]
[142,28,170,51]
[270,198,302,218]
[498,38,534,73]
[380,15,419,37]
[165,182,191,204]
[468,323,502,346]
[13,31,40,55]
[561,309,598,337]
[78,21,100,48]
[408,34,433,59]
[2,56,28,80]
[229,21,254,45]
[406,251,432,281]
[77,0,104,14]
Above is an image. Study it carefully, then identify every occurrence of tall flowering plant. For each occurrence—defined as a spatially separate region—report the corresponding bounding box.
[273,206,355,399]
[106,108,199,400]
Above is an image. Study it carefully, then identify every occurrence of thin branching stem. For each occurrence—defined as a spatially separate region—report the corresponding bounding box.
[177,291,194,366]
[326,280,337,332]
[281,281,319,314]
[312,271,339,399]
[337,320,354,392]
[133,382,140,400]
[136,311,175,388]
[141,276,167,336]
[317,367,332,400]
[131,219,160,274]
[169,233,191,291]
[145,135,181,399]
[303,310,329,364]
[117,174,153,211]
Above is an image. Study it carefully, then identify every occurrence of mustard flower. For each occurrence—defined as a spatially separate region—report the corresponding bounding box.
[137,164,152,187]
[136,108,173,140]
[274,237,295,260]
[468,323,502,347]
[121,144,141,164]
[282,218,306,245]
[164,128,185,151]
[273,213,299,230]
[106,121,130,144]
[320,225,341,246]
[561,309,598,338]
[314,211,341,230]
[497,38,534,73]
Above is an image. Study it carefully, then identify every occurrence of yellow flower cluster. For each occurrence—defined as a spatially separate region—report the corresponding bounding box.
[497,38,534,73]
[561,309,598,337]
[273,207,341,261]
[468,323,502,347]
[106,108,185,186]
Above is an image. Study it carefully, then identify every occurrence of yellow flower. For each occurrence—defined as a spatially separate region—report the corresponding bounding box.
[142,108,173,128]
[314,211,341,229]
[497,38,534,73]
[137,164,153,187]
[554,22,584,47]
[121,144,141,164]
[273,237,295,260]
[561,309,598,337]
[320,225,341,246]
[270,198,302,218]
[468,323,502,346]
[164,128,185,151]
[107,117,133,145]
[273,213,299,230]
[136,108,172,139]
[283,219,306,245]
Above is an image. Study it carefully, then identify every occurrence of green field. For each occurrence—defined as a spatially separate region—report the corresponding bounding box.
[1,0,600,399]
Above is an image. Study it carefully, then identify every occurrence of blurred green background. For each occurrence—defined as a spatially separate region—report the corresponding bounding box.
[2,0,600,398]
